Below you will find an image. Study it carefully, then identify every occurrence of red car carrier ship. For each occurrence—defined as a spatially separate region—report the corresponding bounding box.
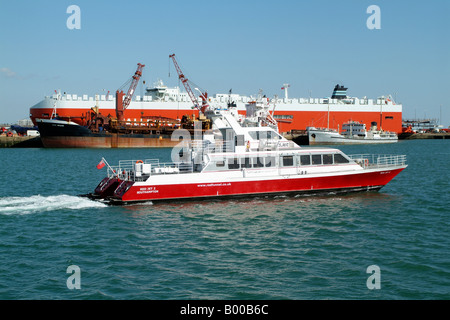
[30,83,403,135]
[84,99,407,204]
[30,56,403,148]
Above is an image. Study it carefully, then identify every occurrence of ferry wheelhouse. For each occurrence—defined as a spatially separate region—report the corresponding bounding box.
[87,105,407,204]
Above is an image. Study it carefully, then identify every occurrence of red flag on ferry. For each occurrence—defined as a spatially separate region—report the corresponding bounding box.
[96,159,106,169]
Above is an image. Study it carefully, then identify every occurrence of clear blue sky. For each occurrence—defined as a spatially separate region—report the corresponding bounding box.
[1,0,449,126]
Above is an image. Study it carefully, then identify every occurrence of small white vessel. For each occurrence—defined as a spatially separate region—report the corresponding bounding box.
[308,121,398,145]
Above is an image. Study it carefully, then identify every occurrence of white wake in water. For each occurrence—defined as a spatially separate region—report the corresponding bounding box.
[0,195,107,215]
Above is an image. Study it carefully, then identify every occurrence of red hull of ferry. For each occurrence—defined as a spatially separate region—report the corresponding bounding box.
[114,167,405,203]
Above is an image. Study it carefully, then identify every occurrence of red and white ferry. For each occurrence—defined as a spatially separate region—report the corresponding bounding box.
[86,103,407,204]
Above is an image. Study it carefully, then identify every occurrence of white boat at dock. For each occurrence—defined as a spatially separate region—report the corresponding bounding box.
[308,121,398,145]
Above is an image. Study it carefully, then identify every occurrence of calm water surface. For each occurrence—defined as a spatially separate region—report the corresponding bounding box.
[0,140,448,299]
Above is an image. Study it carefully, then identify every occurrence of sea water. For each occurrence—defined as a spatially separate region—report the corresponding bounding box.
[0,140,448,299]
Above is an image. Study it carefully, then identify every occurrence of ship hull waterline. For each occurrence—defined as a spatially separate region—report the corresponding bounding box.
[36,118,181,148]
[40,135,179,148]
[31,107,403,135]
[309,138,398,145]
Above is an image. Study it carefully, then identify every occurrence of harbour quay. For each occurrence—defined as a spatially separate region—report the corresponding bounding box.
[0,135,43,148]
[402,132,450,140]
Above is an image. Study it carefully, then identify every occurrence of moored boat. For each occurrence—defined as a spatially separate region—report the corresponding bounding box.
[308,121,398,145]
[35,118,180,148]
[35,62,211,148]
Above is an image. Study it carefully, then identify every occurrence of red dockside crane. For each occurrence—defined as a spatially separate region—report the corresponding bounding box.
[169,54,209,114]
[116,63,145,122]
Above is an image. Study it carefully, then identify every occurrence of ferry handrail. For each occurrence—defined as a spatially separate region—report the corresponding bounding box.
[191,139,234,153]
[190,138,297,153]
[107,159,194,181]
[348,154,407,168]
[259,139,297,150]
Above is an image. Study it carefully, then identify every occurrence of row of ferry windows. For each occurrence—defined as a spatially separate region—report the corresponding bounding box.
[209,153,350,170]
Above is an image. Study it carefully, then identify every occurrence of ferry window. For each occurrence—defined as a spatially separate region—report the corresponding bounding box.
[265,157,276,167]
[258,131,268,140]
[312,154,322,165]
[267,131,281,140]
[385,116,394,120]
[216,160,225,167]
[334,153,350,164]
[300,155,311,166]
[241,157,251,168]
[235,135,245,146]
[249,131,258,140]
[257,130,280,140]
[253,157,264,168]
[282,156,294,167]
[228,158,240,169]
[323,154,333,165]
